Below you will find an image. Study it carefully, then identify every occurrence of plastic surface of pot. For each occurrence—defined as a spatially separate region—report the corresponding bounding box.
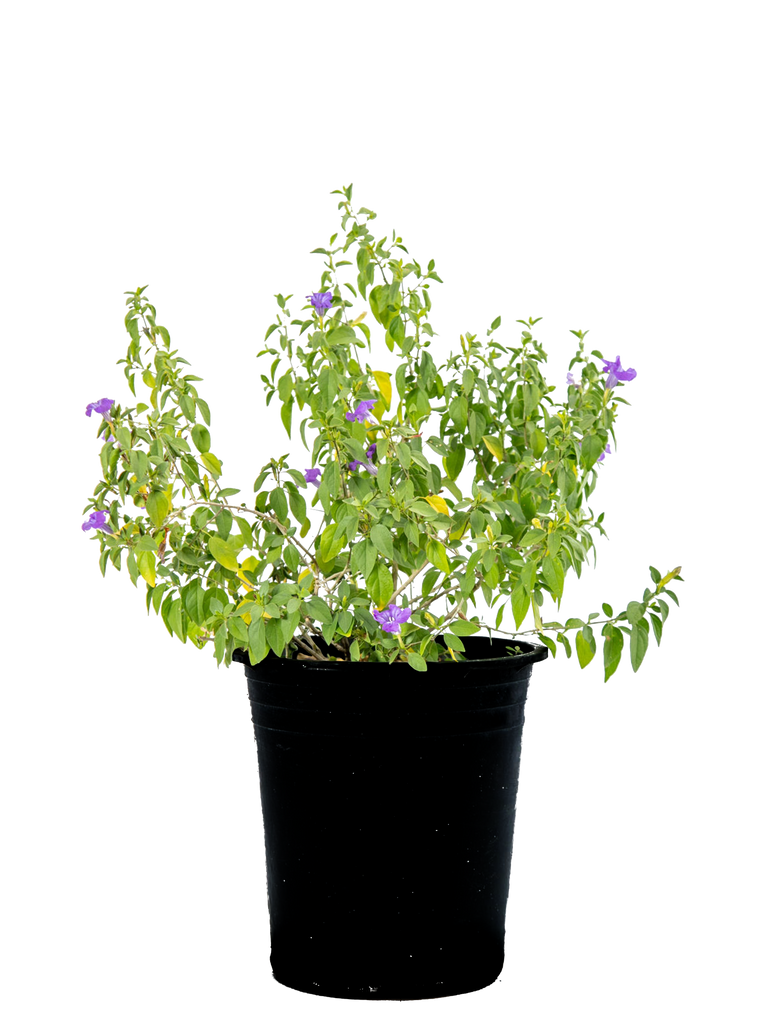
[233,634,548,1000]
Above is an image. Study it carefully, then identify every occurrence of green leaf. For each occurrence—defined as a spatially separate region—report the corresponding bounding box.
[523,382,541,420]
[500,500,526,524]
[147,491,170,528]
[304,595,333,624]
[649,565,661,584]
[367,561,394,610]
[183,580,206,626]
[511,583,530,629]
[576,627,596,668]
[531,427,546,458]
[326,324,357,346]
[216,508,233,539]
[283,543,300,573]
[265,616,286,657]
[197,398,211,426]
[129,449,149,481]
[203,587,228,619]
[233,516,253,548]
[214,623,227,664]
[276,366,294,401]
[370,523,395,560]
[179,457,201,488]
[180,394,195,425]
[602,602,613,617]
[156,325,171,347]
[288,488,306,524]
[280,397,294,438]
[630,622,649,672]
[520,529,546,547]
[426,538,450,574]
[651,610,667,643]
[626,598,647,622]
[386,314,405,347]
[557,630,573,663]
[269,487,289,522]
[125,315,140,343]
[369,282,401,329]
[200,452,222,478]
[168,599,185,643]
[319,522,346,562]
[227,615,249,643]
[247,617,268,664]
[442,632,465,652]
[449,395,468,431]
[407,652,428,672]
[133,536,158,552]
[541,554,564,600]
[580,433,605,471]
[538,633,557,658]
[191,424,211,453]
[208,535,239,572]
[444,445,465,480]
[421,567,441,599]
[603,624,624,682]
[146,581,165,614]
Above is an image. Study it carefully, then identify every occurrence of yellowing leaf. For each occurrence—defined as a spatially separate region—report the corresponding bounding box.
[237,555,259,590]
[200,452,222,478]
[236,598,253,626]
[372,370,392,409]
[532,598,543,630]
[351,312,368,326]
[425,494,450,516]
[482,435,504,462]
[137,550,156,587]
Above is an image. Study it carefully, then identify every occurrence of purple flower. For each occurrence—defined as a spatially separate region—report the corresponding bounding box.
[82,510,113,534]
[348,457,377,476]
[83,395,121,444]
[566,372,576,386]
[345,399,377,423]
[372,603,412,634]
[601,356,637,389]
[304,468,321,488]
[348,442,376,477]
[306,292,333,315]
[598,440,618,464]
[86,398,114,419]
[597,443,612,463]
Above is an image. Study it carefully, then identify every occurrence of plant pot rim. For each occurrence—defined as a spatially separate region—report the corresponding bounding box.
[233,634,549,674]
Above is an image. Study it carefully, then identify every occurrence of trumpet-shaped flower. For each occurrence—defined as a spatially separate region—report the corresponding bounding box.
[82,510,113,534]
[306,292,333,315]
[601,356,636,389]
[86,398,114,419]
[346,399,376,423]
[598,443,612,462]
[304,468,321,487]
[372,603,412,634]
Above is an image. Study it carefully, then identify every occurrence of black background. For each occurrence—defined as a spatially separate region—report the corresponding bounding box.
[72,172,696,1011]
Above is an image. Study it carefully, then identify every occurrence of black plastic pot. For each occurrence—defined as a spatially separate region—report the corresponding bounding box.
[233,634,548,1000]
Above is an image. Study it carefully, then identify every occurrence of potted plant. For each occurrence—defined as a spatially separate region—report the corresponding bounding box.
[83,184,683,1001]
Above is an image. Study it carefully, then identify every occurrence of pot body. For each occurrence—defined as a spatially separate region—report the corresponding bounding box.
[234,636,547,1000]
